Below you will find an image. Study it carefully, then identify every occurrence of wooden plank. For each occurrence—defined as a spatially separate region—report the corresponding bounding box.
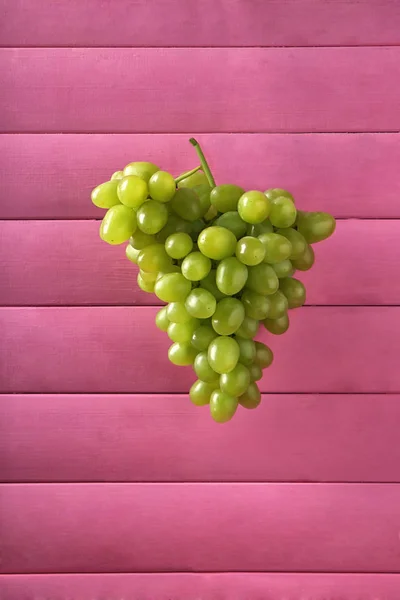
[0,220,397,307]
[1,483,400,573]
[0,307,399,394]
[2,134,400,220]
[2,573,400,600]
[1,394,399,483]
[1,48,400,133]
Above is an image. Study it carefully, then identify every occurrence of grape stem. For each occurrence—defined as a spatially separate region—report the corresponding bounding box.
[189,138,216,188]
[174,165,201,184]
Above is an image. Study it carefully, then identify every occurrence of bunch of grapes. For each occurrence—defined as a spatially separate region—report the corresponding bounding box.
[91,139,335,423]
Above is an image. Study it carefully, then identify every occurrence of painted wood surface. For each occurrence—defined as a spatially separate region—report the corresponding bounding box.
[1,307,399,394]
[2,0,400,47]
[0,219,396,307]
[2,133,400,220]
[1,483,400,573]
[2,48,400,133]
[2,573,400,600]
[1,394,399,484]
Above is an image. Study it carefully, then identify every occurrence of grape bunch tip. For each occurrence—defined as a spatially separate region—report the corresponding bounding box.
[91,138,336,423]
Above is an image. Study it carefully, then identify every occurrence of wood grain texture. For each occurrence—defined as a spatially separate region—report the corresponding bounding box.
[2,0,400,47]
[2,134,400,220]
[1,394,400,483]
[1,220,397,306]
[2,48,400,133]
[0,307,399,394]
[2,573,400,600]
[2,483,400,573]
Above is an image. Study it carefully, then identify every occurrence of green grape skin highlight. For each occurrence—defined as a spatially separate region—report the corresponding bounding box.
[181,252,211,281]
[248,362,263,382]
[190,380,219,406]
[297,211,336,244]
[198,226,237,261]
[212,298,245,336]
[111,170,124,181]
[210,184,245,213]
[137,244,172,273]
[185,288,217,319]
[137,273,155,293]
[276,228,307,260]
[136,200,168,235]
[239,382,261,409]
[220,363,250,397]
[234,336,256,367]
[263,313,290,335]
[208,336,240,374]
[215,212,247,239]
[100,205,137,245]
[279,277,306,309]
[200,270,227,301]
[269,196,297,228]
[267,290,289,319]
[167,302,191,323]
[165,232,193,259]
[254,341,274,368]
[216,257,248,296]
[236,236,266,266]
[148,170,176,203]
[210,390,239,423]
[246,263,279,296]
[238,191,271,224]
[194,352,220,383]
[291,244,315,271]
[241,290,271,320]
[168,342,198,366]
[123,161,159,182]
[167,318,200,343]
[191,325,218,352]
[129,230,155,250]
[155,306,170,332]
[235,316,259,339]
[258,233,292,264]
[171,188,203,221]
[91,180,121,209]
[271,259,295,279]
[155,273,192,303]
[126,244,141,264]
[117,175,148,209]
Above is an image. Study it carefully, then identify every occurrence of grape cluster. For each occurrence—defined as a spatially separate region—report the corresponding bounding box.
[91,139,335,423]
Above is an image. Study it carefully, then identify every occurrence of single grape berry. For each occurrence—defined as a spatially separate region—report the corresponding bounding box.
[238,191,271,224]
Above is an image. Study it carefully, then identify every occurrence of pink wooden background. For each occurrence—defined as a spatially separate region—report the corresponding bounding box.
[1,1,400,598]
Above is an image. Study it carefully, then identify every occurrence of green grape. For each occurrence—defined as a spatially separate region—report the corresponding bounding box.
[246,263,279,296]
[137,243,172,272]
[279,277,306,309]
[212,298,245,336]
[139,269,157,283]
[210,390,238,423]
[210,184,245,213]
[117,175,148,209]
[204,205,218,222]
[171,188,203,221]
[235,316,259,339]
[137,200,168,235]
[126,244,141,264]
[190,219,206,242]
[200,270,227,301]
[297,211,336,243]
[236,236,266,266]
[177,170,208,189]
[129,230,155,250]
[238,191,271,224]
[148,170,176,203]
[197,226,237,260]
[220,363,250,397]
[255,341,274,368]
[234,336,256,366]
[181,252,211,281]
[155,306,169,332]
[215,212,247,239]
[216,257,248,295]
[155,273,192,303]
[168,342,197,366]
[185,288,217,319]
[247,219,274,236]
[263,313,290,335]
[208,336,240,374]
[268,196,297,228]
[194,352,220,383]
[91,180,120,209]
[123,161,159,182]
[193,183,212,217]
[264,188,295,202]
[275,228,307,260]
[164,232,193,259]
[190,379,219,406]
[258,232,292,264]
[291,244,315,271]
[167,318,200,343]
[156,264,181,278]
[157,215,192,243]
[248,362,263,382]
[111,170,124,181]
[137,273,155,293]
[271,259,295,279]
[167,302,191,323]
[267,290,289,319]
[239,382,261,409]
[191,325,218,351]
[241,290,271,320]
[100,205,137,245]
